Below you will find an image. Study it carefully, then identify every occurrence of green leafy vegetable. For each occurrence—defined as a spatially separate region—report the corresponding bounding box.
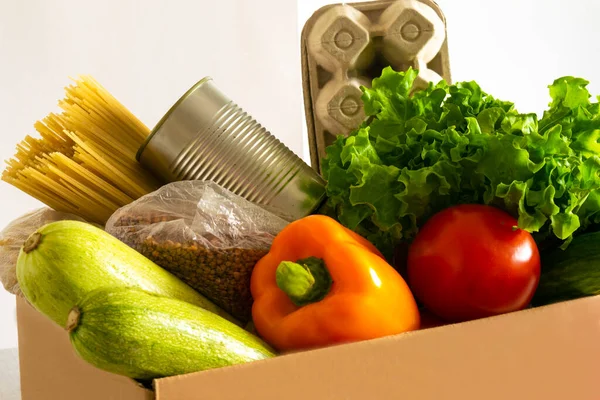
[321,67,600,259]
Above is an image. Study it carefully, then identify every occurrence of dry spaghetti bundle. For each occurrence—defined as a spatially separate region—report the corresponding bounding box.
[2,76,161,225]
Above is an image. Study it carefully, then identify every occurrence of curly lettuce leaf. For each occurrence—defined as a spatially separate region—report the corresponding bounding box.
[321,67,600,259]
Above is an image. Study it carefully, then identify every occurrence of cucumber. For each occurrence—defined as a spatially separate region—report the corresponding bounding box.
[532,231,600,306]
[67,287,276,380]
[16,220,238,327]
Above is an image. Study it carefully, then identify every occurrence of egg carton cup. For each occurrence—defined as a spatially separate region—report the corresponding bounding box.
[301,0,452,173]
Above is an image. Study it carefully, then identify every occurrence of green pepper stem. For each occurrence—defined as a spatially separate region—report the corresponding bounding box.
[275,257,333,307]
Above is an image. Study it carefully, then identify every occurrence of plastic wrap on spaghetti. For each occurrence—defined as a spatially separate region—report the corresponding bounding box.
[0,208,86,295]
[105,181,288,323]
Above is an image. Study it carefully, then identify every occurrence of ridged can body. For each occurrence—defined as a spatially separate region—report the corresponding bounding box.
[137,78,326,220]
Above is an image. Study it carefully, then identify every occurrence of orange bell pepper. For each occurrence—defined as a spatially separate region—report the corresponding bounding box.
[250,215,420,352]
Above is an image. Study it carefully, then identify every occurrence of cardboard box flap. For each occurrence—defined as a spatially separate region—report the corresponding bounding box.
[16,296,152,400]
[155,296,600,400]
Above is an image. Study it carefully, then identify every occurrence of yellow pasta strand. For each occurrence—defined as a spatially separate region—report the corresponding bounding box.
[2,76,161,225]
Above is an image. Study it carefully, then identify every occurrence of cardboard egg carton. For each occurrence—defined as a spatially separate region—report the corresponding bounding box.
[301,0,452,173]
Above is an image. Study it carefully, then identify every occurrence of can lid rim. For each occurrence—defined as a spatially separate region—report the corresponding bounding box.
[136,76,213,162]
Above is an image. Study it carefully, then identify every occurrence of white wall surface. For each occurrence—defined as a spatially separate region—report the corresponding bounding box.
[2,0,600,350]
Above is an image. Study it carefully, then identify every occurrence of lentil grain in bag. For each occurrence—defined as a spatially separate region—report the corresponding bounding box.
[105,181,289,323]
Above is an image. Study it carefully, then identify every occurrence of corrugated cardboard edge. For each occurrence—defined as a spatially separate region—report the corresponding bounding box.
[300,0,452,173]
[16,296,153,400]
[15,290,600,399]
[154,296,600,399]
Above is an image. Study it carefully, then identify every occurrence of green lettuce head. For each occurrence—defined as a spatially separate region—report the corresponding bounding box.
[321,67,600,260]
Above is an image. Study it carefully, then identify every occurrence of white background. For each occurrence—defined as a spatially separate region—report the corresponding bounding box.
[1,0,600,350]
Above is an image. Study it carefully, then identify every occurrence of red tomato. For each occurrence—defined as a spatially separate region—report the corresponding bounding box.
[406,204,540,323]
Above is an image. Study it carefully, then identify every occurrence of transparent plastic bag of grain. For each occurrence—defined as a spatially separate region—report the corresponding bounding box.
[0,208,86,295]
[105,181,288,323]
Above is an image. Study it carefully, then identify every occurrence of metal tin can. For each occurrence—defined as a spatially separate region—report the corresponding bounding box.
[137,77,326,220]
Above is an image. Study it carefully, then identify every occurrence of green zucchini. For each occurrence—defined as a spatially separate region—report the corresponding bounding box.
[67,287,276,380]
[16,220,238,327]
[532,231,600,306]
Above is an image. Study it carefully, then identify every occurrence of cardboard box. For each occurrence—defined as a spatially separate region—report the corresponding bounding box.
[16,294,600,399]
